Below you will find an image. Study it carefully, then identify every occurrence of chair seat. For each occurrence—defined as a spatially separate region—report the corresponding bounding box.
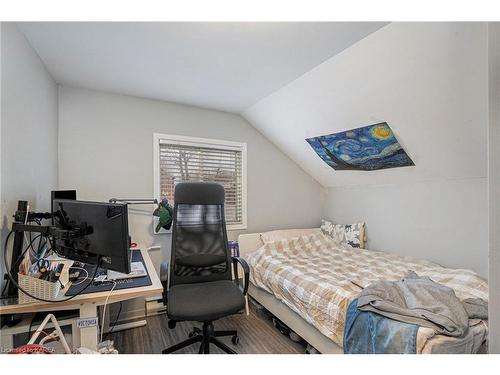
[167,280,245,322]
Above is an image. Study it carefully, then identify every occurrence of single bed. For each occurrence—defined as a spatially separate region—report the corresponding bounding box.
[238,231,488,354]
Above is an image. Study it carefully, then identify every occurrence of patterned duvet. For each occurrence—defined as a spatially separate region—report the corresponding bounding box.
[246,233,488,351]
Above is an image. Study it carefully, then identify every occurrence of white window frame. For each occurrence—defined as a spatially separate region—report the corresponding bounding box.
[153,133,248,232]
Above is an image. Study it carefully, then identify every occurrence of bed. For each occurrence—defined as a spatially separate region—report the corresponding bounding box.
[238,231,489,354]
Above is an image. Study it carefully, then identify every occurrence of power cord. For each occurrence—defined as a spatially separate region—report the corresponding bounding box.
[68,266,89,286]
[28,314,36,339]
[3,230,100,303]
[1,233,41,300]
[105,301,123,338]
[100,280,117,343]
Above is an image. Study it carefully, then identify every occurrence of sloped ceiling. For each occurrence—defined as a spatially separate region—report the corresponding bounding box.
[243,22,488,187]
[17,22,387,113]
[16,22,487,189]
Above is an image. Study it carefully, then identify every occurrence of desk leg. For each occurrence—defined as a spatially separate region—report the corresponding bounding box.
[0,327,14,352]
[79,304,98,351]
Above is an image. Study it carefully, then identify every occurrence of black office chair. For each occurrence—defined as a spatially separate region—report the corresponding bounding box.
[161,182,249,354]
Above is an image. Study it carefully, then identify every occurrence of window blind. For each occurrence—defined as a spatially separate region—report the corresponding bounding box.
[159,141,244,226]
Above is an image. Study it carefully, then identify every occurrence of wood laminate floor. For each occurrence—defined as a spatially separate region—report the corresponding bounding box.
[107,306,307,354]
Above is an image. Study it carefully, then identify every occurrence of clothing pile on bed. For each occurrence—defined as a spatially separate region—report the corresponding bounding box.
[344,271,488,353]
[245,232,489,354]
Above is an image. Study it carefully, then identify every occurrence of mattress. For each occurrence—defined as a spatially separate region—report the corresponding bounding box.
[246,233,488,353]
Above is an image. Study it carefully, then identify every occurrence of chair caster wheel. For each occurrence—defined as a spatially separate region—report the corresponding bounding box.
[305,344,319,354]
[188,327,201,338]
[231,335,240,345]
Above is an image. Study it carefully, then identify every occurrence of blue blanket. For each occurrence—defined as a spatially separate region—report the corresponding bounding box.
[343,299,419,354]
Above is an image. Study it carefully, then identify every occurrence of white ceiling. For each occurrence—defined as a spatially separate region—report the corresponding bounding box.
[17,22,387,113]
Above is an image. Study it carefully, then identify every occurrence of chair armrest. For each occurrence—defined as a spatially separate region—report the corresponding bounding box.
[160,261,169,304]
[232,256,250,295]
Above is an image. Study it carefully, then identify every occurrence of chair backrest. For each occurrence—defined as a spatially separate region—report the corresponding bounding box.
[169,182,232,287]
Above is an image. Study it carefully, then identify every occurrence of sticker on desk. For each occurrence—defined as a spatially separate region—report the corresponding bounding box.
[77,317,98,328]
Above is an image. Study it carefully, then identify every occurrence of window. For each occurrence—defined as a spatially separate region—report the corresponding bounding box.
[153,133,247,231]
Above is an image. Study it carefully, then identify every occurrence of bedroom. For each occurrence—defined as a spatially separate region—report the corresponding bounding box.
[1,0,499,367]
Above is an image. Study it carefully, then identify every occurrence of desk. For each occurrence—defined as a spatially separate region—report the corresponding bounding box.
[0,246,162,351]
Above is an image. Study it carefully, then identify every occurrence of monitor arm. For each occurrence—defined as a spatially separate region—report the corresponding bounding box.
[11,221,93,241]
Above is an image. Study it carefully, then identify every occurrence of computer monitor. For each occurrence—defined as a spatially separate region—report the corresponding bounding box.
[52,199,131,273]
[51,190,77,224]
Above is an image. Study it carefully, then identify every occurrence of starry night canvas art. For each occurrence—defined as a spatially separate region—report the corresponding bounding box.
[306,122,414,171]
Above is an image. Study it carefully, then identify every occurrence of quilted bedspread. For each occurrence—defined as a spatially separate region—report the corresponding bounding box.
[246,233,488,349]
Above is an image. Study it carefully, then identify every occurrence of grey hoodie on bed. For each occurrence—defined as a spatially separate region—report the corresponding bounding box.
[357,271,471,337]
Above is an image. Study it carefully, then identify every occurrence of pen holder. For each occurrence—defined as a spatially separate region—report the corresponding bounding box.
[18,273,61,304]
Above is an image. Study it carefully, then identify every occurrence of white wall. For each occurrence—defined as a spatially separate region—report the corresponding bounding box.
[0,23,59,289]
[58,86,323,262]
[58,86,324,319]
[325,179,487,276]
[244,23,489,277]
[488,22,500,353]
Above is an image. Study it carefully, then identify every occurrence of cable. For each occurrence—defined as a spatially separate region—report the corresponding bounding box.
[3,230,100,303]
[100,280,117,343]
[21,206,43,261]
[6,234,40,275]
[12,234,41,269]
[0,280,8,297]
[28,230,37,259]
[22,204,30,251]
[1,233,42,299]
[36,236,49,260]
[105,301,122,338]
[29,224,48,261]
[68,266,89,286]
[28,314,36,339]
[45,235,53,254]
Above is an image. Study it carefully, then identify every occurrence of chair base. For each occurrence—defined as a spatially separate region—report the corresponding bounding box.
[162,321,238,354]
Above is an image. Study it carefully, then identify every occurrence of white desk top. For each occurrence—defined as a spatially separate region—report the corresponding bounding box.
[0,246,163,315]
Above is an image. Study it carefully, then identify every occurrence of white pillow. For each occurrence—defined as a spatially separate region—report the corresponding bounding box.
[260,228,321,243]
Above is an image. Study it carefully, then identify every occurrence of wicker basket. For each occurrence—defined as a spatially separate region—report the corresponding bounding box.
[18,273,61,304]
